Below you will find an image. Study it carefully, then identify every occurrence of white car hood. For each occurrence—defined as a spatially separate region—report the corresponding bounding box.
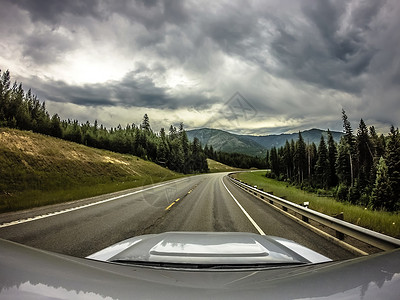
[87,232,331,267]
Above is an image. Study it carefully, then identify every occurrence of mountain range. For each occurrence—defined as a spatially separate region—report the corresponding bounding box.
[186,128,343,156]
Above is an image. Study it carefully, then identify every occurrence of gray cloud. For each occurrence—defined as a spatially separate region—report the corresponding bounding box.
[260,0,379,93]
[105,0,189,30]
[1,0,399,134]
[27,73,170,108]
[22,30,75,65]
[26,67,217,111]
[12,0,104,25]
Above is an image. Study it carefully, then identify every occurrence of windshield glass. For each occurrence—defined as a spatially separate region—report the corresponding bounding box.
[0,0,399,272]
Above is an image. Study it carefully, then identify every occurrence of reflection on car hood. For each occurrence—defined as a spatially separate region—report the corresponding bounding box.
[87,232,331,267]
[1,237,400,299]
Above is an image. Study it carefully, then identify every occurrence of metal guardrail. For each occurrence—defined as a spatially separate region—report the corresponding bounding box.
[228,176,400,251]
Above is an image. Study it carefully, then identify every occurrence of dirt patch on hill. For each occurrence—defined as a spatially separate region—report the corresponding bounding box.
[0,129,138,174]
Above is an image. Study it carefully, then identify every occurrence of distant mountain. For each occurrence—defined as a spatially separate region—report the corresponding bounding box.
[187,128,343,156]
[243,128,344,149]
[186,128,266,156]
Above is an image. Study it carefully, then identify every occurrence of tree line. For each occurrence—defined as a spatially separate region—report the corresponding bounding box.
[0,70,208,174]
[204,145,267,169]
[266,109,400,212]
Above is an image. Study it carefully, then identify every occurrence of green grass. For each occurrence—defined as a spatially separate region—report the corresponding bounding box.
[234,171,400,238]
[0,128,184,212]
[207,158,242,173]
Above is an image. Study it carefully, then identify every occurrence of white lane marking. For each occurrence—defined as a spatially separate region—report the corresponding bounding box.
[0,178,189,228]
[221,178,266,235]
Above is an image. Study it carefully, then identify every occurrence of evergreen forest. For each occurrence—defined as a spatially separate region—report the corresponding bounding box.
[265,110,400,212]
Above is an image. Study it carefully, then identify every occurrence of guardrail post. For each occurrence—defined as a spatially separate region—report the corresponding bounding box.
[302,215,309,223]
[301,202,309,223]
[334,212,345,240]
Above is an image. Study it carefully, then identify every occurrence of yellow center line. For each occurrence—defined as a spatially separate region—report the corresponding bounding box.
[165,198,181,210]
[165,202,175,210]
[164,184,197,211]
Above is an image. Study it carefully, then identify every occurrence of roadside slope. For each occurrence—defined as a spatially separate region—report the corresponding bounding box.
[0,128,182,212]
[207,158,243,173]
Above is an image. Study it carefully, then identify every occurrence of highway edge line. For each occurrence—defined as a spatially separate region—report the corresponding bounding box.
[221,177,266,236]
[0,178,190,228]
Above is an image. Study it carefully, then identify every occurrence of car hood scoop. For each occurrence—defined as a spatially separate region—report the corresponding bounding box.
[88,232,331,267]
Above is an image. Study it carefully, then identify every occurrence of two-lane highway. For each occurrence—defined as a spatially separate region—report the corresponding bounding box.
[0,172,355,260]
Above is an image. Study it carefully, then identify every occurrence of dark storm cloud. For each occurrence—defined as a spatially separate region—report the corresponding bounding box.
[26,68,215,110]
[201,3,259,54]
[27,71,171,108]
[8,0,195,67]
[105,0,189,29]
[114,70,173,108]
[302,0,380,72]
[261,0,381,93]
[29,78,116,106]
[22,30,74,65]
[349,0,387,31]
[12,0,104,25]
[10,0,189,30]
[1,0,399,132]
[189,0,384,94]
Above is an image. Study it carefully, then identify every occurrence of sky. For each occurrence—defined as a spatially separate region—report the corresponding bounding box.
[0,0,399,135]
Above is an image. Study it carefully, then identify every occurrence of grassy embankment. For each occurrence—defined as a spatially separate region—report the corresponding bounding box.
[206,158,242,173]
[234,171,400,238]
[0,128,185,213]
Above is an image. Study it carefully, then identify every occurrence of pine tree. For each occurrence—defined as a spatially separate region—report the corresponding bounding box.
[327,129,338,187]
[308,142,318,181]
[269,147,280,178]
[385,126,400,211]
[294,132,307,183]
[341,109,355,187]
[315,136,330,188]
[14,83,31,130]
[50,114,63,138]
[265,149,270,169]
[190,137,206,173]
[169,125,177,140]
[140,114,151,132]
[371,157,393,210]
[179,123,190,171]
[168,138,184,173]
[369,126,385,158]
[209,145,215,159]
[356,119,373,190]
[336,137,352,186]
[0,70,11,126]
[282,140,292,179]
[342,109,354,148]
[156,127,170,166]
[204,144,210,157]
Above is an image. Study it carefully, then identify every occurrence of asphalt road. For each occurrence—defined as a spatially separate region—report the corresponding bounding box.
[0,172,355,260]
